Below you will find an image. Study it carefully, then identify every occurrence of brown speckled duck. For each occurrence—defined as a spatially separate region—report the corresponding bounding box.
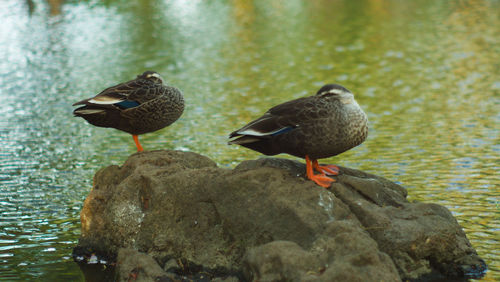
[73,71,184,152]
[229,84,368,188]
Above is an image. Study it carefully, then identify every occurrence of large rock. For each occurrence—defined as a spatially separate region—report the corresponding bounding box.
[73,150,487,281]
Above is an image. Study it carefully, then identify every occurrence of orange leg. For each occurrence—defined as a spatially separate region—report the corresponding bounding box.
[305,155,335,188]
[312,160,339,176]
[132,135,144,152]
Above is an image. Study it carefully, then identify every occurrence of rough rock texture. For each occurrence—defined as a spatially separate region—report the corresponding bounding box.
[73,150,487,281]
[116,248,171,282]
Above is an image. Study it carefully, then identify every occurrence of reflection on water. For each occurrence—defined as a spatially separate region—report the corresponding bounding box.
[0,0,498,280]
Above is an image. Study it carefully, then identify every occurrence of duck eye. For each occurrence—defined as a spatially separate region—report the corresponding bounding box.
[320,92,337,97]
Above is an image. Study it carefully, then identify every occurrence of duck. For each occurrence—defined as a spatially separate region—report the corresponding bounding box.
[73,71,184,152]
[229,84,368,188]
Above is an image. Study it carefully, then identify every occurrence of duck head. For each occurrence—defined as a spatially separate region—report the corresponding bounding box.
[138,71,164,84]
[316,84,355,103]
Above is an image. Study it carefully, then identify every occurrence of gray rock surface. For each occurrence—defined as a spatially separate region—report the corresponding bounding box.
[73,150,487,281]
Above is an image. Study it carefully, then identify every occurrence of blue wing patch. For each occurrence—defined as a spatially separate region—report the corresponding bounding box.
[271,127,295,136]
[116,100,140,109]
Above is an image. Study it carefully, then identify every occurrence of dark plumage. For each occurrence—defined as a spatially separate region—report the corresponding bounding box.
[229,84,368,187]
[73,71,184,152]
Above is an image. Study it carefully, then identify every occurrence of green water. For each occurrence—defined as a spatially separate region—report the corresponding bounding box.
[0,0,498,280]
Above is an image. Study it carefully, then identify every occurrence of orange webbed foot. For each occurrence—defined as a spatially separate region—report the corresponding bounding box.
[314,163,340,176]
[306,155,336,188]
[309,173,335,188]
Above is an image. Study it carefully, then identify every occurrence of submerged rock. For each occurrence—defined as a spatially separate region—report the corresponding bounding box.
[73,150,487,281]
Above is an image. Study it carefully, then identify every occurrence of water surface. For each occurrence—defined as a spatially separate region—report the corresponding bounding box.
[0,0,498,280]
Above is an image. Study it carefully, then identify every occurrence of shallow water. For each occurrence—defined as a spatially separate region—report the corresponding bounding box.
[0,0,498,280]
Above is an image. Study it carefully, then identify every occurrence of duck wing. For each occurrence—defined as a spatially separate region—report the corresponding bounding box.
[229,97,313,143]
[72,79,149,108]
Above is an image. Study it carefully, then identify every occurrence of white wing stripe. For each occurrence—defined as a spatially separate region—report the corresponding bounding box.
[74,109,105,115]
[88,97,124,105]
[237,127,292,136]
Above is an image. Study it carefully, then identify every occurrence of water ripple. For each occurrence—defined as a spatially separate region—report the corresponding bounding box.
[0,0,499,280]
